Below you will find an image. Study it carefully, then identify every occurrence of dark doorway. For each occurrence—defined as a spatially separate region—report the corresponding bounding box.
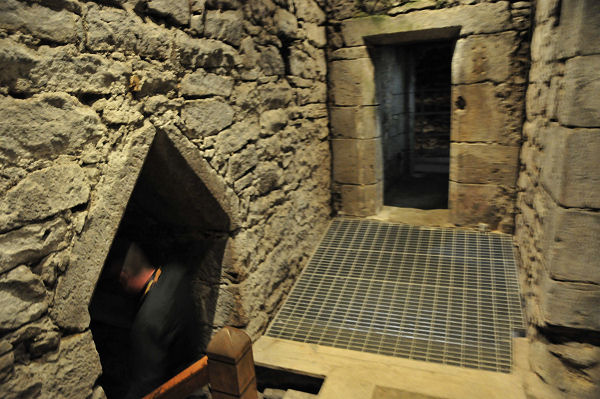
[89,131,230,398]
[372,40,455,209]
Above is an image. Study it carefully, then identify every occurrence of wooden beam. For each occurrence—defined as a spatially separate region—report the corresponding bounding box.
[142,355,209,399]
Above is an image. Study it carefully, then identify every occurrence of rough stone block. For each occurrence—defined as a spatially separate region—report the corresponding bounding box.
[558,55,600,128]
[452,32,517,84]
[450,143,519,186]
[205,10,244,46]
[0,163,90,232]
[541,126,600,208]
[0,40,132,95]
[530,339,600,399]
[294,0,326,24]
[0,219,69,274]
[289,44,326,81]
[541,276,600,331]
[257,45,285,76]
[182,99,235,138]
[449,182,511,229]
[546,207,600,284]
[339,182,383,217]
[0,266,47,332]
[329,59,376,106]
[180,71,234,97]
[0,0,82,44]
[258,81,293,110]
[558,0,600,58]
[330,106,379,139]
[86,4,172,60]
[332,138,382,185]
[147,0,190,25]
[330,46,370,61]
[304,23,326,48]
[451,83,520,144]
[341,2,511,46]
[0,93,105,165]
[274,8,298,39]
[530,19,558,65]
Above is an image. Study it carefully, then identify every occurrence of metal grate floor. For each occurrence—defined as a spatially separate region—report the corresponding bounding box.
[266,218,525,373]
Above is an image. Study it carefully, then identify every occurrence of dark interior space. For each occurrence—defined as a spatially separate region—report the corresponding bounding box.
[256,366,324,395]
[372,40,455,209]
[89,131,230,398]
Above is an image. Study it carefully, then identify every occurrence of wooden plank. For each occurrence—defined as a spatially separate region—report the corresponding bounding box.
[143,356,209,399]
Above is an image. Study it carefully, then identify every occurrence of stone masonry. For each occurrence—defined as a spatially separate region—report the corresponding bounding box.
[326,0,529,232]
[0,1,330,398]
[514,0,600,398]
[0,0,599,398]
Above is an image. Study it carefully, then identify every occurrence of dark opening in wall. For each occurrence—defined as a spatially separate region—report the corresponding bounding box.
[88,131,230,398]
[372,40,455,210]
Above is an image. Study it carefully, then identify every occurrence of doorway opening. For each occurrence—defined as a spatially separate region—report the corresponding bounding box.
[372,40,455,209]
[88,131,231,398]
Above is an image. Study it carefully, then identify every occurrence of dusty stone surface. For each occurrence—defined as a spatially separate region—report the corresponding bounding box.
[452,32,517,84]
[0,0,82,44]
[339,183,383,217]
[540,277,600,331]
[515,2,600,396]
[540,126,600,208]
[0,163,90,232]
[147,0,191,25]
[0,218,69,274]
[449,182,513,231]
[0,93,105,166]
[2,331,101,399]
[545,207,600,284]
[451,83,522,145]
[0,266,47,332]
[530,338,600,399]
[558,55,600,128]
[204,10,244,46]
[558,0,600,58]
[182,99,235,138]
[329,58,376,106]
[330,106,379,139]
[331,138,382,185]
[180,70,235,98]
[450,143,519,186]
[0,39,131,95]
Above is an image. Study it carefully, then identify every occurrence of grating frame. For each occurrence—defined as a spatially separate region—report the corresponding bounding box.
[267,218,525,373]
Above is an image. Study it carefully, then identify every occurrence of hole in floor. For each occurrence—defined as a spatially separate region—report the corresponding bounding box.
[256,365,324,397]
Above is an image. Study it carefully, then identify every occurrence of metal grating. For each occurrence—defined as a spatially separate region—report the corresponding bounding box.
[266,218,525,373]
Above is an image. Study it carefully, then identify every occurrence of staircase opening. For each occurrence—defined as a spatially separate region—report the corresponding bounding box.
[372,40,455,210]
[88,131,231,398]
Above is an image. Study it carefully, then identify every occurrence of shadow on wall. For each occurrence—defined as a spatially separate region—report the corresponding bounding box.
[88,131,231,398]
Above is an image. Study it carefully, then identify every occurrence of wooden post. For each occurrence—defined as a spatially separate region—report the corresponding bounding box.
[206,326,258,399]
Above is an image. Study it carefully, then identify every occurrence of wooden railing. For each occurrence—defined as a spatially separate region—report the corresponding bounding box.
[142,326,257,399]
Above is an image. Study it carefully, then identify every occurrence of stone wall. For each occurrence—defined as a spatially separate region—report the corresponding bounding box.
[514,0,600,398]
[325,0,530,231]
[0,0,331,397]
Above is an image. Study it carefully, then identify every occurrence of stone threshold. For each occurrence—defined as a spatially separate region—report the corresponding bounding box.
[366,206,452,228]
[253,336,530,399]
